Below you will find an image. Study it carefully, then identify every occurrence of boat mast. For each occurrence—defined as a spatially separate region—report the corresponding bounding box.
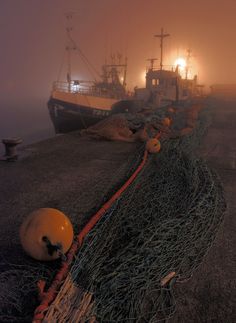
[123,56,127,88]
[104,53,127,88]
[65,13,76,92]
[146,58,158,71]
[154,28,170,70]
[185,48,192,79]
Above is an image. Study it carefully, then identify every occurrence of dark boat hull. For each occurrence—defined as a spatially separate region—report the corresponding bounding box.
[48,98,144,134]
[48,98,111,133]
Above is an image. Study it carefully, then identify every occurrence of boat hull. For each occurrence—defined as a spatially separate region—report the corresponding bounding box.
[48,84,147,134]
[48,98,112,133]
[48,97,143,134]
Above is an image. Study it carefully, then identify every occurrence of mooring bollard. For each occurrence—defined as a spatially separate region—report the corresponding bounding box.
[1,137,23,161]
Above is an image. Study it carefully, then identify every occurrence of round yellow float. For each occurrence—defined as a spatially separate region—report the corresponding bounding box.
[145,138,161,154]
[167,107,176,114]
[19,208,74,261]
[162,117,172,127]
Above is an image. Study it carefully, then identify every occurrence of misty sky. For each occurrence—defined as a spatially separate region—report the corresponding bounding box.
[0,0,236,141]
[1,0,236,92]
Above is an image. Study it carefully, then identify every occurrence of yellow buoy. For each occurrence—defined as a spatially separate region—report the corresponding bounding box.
[162,117,172,127]
[167,107,176,114]
[145,138,161,154]
[19,208,74,261]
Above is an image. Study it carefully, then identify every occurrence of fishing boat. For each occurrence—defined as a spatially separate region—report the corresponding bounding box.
[48,14,138,134]
[49,22,203,134]
[48,58,137,133]
[135,29,204,107]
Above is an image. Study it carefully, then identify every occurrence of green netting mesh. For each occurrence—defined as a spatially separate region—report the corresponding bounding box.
[66,138,226,322]
[1,104,226,323]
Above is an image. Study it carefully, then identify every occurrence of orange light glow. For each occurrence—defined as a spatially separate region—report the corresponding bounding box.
[140,71,146,85]
[174,57,186,70]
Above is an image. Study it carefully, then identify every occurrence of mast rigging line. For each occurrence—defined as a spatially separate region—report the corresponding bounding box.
[57,50,66,82]
[74,46,101,82]
[66,26,101,81]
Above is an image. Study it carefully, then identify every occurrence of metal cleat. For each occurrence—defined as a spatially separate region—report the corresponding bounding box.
[1,137,23,161]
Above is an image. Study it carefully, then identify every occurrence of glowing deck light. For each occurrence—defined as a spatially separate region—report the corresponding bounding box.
[174,57,186,70]
[71,80,81,92]
[141,71,146,83]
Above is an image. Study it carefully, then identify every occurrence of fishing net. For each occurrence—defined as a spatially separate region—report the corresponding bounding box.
[0,143,144,323]
[44,107,226,323]
[0,259,55,323]
[0,104,226,322]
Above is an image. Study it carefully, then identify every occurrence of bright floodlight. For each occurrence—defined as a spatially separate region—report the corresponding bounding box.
[174,58,186,69]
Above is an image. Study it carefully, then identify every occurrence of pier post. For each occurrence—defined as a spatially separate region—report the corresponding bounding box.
[1,137,22,161]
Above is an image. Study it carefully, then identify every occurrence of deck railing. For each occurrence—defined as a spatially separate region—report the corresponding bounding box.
[52,81,126,99]
[52,81,93,93]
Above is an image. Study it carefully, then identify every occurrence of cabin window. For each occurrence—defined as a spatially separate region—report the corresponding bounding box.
[152,79,159,86]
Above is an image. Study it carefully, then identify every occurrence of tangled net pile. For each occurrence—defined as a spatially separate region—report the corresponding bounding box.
[0,259,56,322]
[44,108,226,323]
[67,145,225,322]
[1,104,226,323]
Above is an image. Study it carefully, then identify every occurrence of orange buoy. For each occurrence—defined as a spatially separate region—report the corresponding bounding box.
[20,208,74,261]
[167,107,176,114]
[162,117,172,127]
[145,138,161,154]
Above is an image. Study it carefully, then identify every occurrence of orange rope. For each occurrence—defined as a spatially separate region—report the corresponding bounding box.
[32,129,165,322]
[32,147,150,322]
[155,131,162,139]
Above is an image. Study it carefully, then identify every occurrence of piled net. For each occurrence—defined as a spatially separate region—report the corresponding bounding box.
[1,105,224,323]
[63,137,225,321]
[0,136,150,323]
[0,146,144,323]
[43,107,226,322]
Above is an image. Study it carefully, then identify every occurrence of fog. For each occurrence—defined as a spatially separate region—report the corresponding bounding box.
[0,0,235,145]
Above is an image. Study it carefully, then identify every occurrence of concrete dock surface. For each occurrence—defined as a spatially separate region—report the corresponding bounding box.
[0,132,141,321]
[169,98,236,323]
[0,97,235,322]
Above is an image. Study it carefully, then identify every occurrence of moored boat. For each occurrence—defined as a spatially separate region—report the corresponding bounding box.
[135,29,204,107]
[48,52,139,133]
[48,14,135,134]
[48,22,204,134]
